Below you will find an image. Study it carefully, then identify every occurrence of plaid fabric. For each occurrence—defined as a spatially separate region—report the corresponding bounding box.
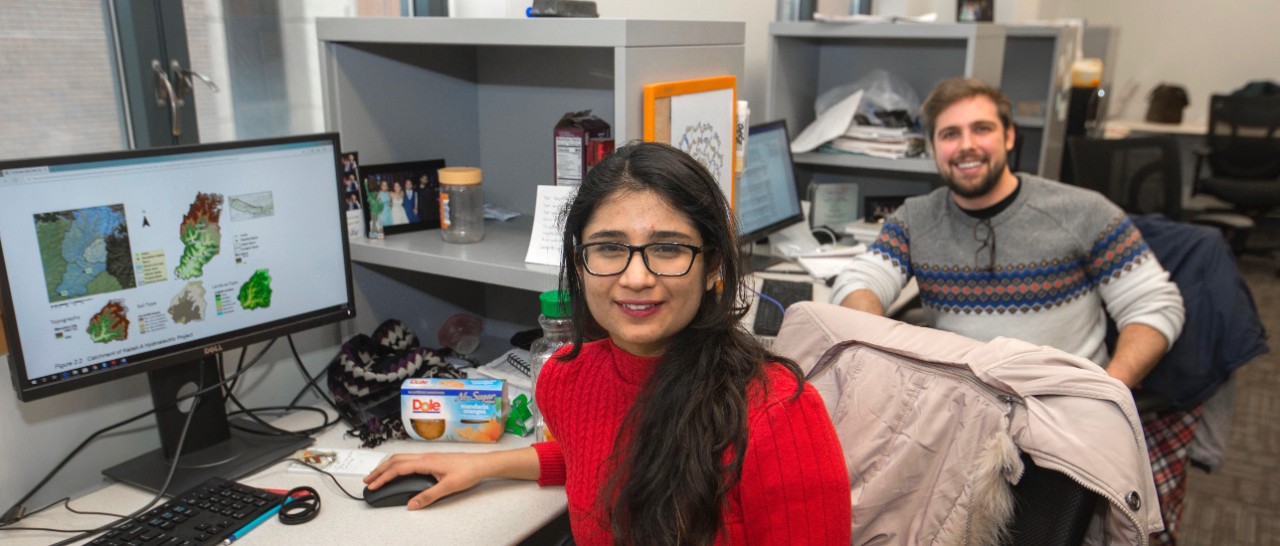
[1142,403,1204,546]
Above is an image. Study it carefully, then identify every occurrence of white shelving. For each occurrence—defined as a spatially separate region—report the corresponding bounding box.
[1001,25,1074,179]
[348,216,557,293]
[317,17,744,326]
[764,22,1079,208]
[764,22,1006,206]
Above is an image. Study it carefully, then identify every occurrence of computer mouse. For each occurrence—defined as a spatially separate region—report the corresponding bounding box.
[363,473,439,508]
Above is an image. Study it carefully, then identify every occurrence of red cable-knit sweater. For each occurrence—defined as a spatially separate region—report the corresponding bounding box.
[532,339,851,546]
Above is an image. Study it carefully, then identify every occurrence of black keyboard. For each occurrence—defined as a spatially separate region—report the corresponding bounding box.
[752,278,814,337]
[89,477,284,546]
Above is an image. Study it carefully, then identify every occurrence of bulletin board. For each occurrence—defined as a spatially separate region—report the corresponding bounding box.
[643,76,737,204]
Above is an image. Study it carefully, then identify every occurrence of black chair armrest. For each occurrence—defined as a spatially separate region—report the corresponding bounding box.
[1192,146,1210,193]
[1131,388,1174,414]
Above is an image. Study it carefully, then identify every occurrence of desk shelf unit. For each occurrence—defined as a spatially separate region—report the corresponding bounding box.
[1001,25,1075,180]
[317,17,744,329]
[765,22,1079,210]
[764,22,1007,206]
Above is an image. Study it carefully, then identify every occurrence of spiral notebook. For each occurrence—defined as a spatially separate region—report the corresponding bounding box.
[470,348,533,391]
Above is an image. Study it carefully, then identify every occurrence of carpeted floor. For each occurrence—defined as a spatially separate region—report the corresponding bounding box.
[1177,226,1280,545]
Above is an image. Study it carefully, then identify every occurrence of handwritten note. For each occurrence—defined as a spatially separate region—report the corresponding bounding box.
[524,185,577,266]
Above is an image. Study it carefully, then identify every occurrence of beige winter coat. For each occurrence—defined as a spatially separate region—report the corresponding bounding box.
[772,301,1163,546]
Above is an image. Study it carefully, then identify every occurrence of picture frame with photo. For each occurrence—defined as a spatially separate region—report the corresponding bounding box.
[340,151,364,238]
[359,159,448,237]
[956,0,994,22]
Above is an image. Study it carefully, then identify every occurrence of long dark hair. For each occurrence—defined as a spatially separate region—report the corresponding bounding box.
[557,141,804,545]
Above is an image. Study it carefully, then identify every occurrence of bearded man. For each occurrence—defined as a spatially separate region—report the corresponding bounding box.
[831,77,1193,545]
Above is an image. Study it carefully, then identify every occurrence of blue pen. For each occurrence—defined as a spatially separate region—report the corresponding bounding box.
[222,497,292,545]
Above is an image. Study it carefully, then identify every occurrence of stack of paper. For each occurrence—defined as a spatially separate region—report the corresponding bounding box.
[822,124,926,159]
[794,244,866,280]
[845,220,884,244]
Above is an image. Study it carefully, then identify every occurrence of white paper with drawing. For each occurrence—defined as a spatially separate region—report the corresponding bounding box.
[525,185,576,266]
[670,87,735,200]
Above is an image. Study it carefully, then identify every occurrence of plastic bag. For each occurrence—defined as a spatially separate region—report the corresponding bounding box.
[815,69,922,128]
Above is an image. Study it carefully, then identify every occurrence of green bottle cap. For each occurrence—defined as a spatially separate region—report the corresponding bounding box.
[539,289,570,318]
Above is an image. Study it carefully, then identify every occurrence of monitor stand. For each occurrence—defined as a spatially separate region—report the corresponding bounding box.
[747,252,787,273]
[744,239,787,273]
[103,356,312,495]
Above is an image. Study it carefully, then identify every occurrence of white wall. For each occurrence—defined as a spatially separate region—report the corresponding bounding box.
[596,0,776,120]
[1039,0,1280,123]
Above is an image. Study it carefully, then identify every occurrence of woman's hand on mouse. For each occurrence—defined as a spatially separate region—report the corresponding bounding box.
[364,447,540,509]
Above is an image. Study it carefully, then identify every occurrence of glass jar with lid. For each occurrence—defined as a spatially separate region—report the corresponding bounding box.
[437,166,484,244]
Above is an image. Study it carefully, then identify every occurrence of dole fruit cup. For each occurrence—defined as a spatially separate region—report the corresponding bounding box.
[401,377,506,442]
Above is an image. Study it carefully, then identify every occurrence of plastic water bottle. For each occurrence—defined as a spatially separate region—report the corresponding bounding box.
[530,289,571,441]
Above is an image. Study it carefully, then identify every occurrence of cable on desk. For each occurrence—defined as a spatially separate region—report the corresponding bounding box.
[45,363,205,546]
[749,285,788,317]
[285,459,367,500]
[1,353,269,533]
[278,486,321,525]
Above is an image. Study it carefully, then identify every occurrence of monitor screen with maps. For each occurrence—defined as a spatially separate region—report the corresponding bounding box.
[0,133,355,493]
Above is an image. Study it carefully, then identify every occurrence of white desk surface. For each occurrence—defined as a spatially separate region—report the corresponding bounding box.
[1104,118,1207,137]
[6,409,566,545]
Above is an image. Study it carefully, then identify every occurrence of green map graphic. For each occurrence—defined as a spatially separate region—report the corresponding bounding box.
[238,269,273,310]
[174,192,224,280]
[35,205,137,303]
[88,300,130,343]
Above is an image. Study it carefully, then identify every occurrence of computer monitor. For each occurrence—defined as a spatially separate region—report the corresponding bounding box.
[735,120,804,245]
[0,133,355,494]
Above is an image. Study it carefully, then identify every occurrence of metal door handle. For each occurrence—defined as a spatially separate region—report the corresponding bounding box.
[151,59,181,137]
[171,59,218,107]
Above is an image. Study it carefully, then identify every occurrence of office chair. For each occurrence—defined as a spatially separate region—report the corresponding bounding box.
[1192,93,1280,267]
[1067,135,1251,414]
[1067,135,1253,239]
[1003,452,1101,546]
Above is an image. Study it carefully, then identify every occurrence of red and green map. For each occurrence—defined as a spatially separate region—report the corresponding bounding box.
[87,300,130,343]
[174,192,224,280]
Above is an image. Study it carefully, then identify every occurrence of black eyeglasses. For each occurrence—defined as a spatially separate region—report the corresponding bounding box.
[577,242,705,277]
[973,218,997,272]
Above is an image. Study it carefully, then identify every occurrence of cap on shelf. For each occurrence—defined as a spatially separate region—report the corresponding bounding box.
[438,166,482,185]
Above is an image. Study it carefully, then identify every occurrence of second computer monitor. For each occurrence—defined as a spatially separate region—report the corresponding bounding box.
[736,120,804,245]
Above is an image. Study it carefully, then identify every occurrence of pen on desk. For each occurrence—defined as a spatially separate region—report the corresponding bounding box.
[223,497,291,545]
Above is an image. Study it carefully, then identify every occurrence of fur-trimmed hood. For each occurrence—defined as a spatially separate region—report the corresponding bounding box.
[772,301,1162,546]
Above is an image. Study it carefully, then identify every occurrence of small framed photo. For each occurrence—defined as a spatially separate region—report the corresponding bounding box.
[340,152,363,238]
[360,159,447,237]
[957,0,994,22]
[864,195,908,223]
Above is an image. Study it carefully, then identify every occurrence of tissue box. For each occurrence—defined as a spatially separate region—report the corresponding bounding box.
[401,378,506,442]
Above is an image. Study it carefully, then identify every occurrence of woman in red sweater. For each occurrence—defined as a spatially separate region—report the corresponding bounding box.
[366,142,850,545]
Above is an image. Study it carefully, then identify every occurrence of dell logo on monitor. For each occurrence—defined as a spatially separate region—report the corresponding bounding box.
[203,345,224,355]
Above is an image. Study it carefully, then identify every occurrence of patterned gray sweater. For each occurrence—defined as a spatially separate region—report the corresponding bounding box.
[830,174,1185,366]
